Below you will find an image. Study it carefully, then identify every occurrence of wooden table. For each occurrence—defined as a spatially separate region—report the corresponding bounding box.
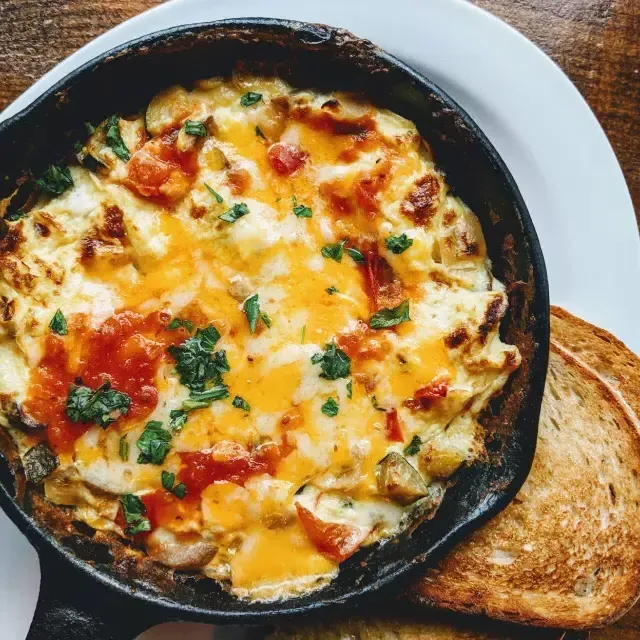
[0,1,638,638]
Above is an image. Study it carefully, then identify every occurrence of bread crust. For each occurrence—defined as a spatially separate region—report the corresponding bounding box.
[550,306,640,422]
[409,339,640,629]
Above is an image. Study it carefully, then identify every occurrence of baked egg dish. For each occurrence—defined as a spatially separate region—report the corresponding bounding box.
[0,75,520,601]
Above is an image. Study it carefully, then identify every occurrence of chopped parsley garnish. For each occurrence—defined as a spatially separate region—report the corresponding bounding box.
[311,342,351,380]
[243,294,271,334]
[219,202,249,223]
[404,435,422,456]
[167,324,229,391]
[347,380,353,399]
[321,397,339,417]
[136,420,172,465]
[386,233,413,254]
[346,247,365,264]
[5,209,26,222]
[326,286,339,295]
[167,317,194,332]
[255,125,266,139]
[292,196,312,218]
[49,309,68,336]
[169,409,188,431]
[240,92,263,107]
[103,115,130,162]
[66,381,131,428]
[184,120,207,137]
[73,141,83,153]
[84,121,96,135]
[232,395,250,412]
[36,165,74,196]
[371,395,386,411]
[161,471,186,499]
[119,436,129,461]
[369,299,411,330]
[182,385,230,411]
[321,240,347,262]
[120,494,151,535]
[205,183,224,203]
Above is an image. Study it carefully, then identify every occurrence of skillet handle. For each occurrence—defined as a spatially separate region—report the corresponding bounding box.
[27,551,167,640]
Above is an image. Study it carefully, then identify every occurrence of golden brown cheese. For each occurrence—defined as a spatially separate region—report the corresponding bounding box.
[0,74,520,602]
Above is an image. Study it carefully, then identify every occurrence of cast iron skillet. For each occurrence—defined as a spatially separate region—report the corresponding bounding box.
[0,18,549,639]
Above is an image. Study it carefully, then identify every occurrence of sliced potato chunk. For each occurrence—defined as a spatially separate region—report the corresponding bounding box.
[145,85,193,136]
[375,452,428,505]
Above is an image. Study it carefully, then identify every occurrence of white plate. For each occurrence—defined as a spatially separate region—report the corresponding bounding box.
[1,1,638,638]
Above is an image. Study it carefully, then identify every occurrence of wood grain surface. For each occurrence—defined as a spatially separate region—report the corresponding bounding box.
[0,1,638,638]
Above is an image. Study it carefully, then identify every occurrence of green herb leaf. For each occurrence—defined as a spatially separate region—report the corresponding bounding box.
[84,121,96,135]
[385,233,413,254]
[232,396,250,412]
[321,240,347,262]
[66,381,131,428]
[119,436,129,461]
[161,470,186,499]
[242,294,272,334]
[136,421,172,465]
[182,385,230,411]
[240,92,263,107]
[369,300,411,330]
[5,209,26,222]
[120,494,151,535]
[184,120,207,137]
[103,115,130,162]
[310,342,351,380]
[255,125,266,139]
[73,141,83,154]
[371,395,386,411]
[403,435,422,456]
[169,409,188,431]
[346,247,365,264]
[167,318,194,332]
[219,202,249,223]
[321,397,339,417]
[325,286,339,295]
[49,309,68,336]
[36,165,74,196]
[161,470,175,492]
[205,183,224,203]
[167,325,227,391]
[292,196,312,218]
[347,380,353,399]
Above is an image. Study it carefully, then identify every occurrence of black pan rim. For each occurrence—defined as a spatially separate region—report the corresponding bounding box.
[0,17,550,623]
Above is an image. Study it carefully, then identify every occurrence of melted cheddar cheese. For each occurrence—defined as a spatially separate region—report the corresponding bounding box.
[0,75,520,601]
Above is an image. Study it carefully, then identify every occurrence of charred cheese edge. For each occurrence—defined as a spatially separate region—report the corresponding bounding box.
[0,75,520,602]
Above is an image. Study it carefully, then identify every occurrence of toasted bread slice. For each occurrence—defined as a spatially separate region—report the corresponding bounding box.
[267,616,568,639]
[550,306,640,421]
[408,341,640,629]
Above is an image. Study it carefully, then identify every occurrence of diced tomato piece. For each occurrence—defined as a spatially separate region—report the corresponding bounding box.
[125,130,197,201]
[385,408,404,442]
[337,321,390,363]
[141,490,200,530]
[179,441,280,493]
[295,504,368,562]
[267,143,307,176]
[362,248,404,312]
[23,310,173,454]
[406,379,449,411]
